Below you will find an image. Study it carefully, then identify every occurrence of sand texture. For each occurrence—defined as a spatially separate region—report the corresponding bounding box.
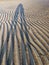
[0,1,49,65]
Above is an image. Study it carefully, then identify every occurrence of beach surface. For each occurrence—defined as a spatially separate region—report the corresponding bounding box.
[0,0,49,65]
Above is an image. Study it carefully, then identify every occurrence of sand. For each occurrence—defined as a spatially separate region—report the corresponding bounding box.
[0,0,49,65]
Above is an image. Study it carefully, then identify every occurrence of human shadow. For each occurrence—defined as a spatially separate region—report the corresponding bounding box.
[12,3,35,65]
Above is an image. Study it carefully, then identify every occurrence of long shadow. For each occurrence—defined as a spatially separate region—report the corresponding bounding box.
[12,3,35,65]
[0,3,35,65]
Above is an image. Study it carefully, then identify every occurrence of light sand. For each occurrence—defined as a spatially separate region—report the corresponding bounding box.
[0,1,49,65]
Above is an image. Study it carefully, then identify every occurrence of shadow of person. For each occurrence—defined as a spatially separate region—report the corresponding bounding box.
[12,3,35,65]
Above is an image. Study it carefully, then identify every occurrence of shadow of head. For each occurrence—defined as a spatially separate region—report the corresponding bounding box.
[14,3,25,21]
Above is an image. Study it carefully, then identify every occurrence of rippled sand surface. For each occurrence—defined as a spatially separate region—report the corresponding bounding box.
[0,0,49,65]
